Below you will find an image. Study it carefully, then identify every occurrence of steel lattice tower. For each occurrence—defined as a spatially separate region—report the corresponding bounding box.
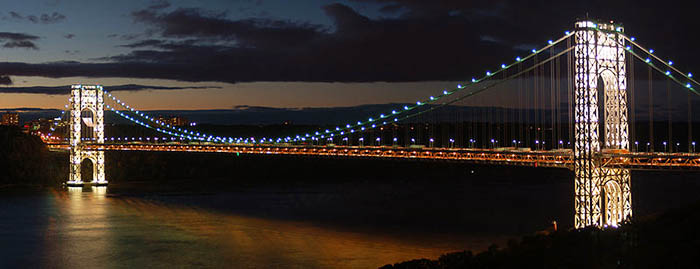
[573,20,632,228]
[68,84,107,186]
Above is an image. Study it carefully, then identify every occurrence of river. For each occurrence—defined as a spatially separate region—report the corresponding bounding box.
[1,168,700,268]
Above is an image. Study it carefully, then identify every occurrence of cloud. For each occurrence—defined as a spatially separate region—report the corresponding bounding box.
[1,1,697,84]
[131,8,324,48]
[0,84,220,95]
[322,3,371,32]
[0,5,513,82]
[118,39,164,48]
[0,75,12,85]
[3,40,37,49]
[480,35,502,44]
[6,11,66,24]
[0,32,39,50]
[148,0,171,10]
[107,33,145,40]
[378,4,403,14]
[0,32,39,40]
[8,11,23,20]
[38,12,66,24]
[102,5,508,82]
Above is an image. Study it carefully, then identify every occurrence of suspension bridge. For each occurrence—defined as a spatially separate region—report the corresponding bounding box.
[40,19,700,229]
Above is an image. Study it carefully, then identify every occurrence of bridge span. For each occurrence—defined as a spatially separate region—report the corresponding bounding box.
[47,143,700,171]
[42,19,700,229]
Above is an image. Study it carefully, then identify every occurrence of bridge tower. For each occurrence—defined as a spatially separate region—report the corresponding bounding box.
[573,20,632,228]
[67,84,107,186]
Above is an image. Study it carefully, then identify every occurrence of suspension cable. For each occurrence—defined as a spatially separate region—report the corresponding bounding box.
[391,46,575,135]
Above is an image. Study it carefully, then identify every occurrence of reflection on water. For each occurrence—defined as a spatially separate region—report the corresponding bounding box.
[2,170,700,268]
[2,186,484,268]
[42,187,111,268]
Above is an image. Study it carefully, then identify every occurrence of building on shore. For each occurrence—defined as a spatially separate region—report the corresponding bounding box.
[1,112,19,126]
[155,115,190,127]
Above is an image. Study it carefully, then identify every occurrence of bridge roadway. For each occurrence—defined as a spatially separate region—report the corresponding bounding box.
[45,143,700,170]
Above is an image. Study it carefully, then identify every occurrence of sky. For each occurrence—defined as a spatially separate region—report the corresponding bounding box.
[1,0,699,110]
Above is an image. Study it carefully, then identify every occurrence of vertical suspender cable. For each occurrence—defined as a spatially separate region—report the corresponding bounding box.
[488,85,492,147]
[525,61,530,148]
[519,62,523,146]
[667,80,672,152]
[567,38,573,148]
[470,97,474,147]
[539,58,543,148]
[511,70,515,146]
[482,94,486,148]
[689,86,693,152]
[532,53,540,149]
[543,56,547,149]
[513,64,518,147]
[649,65,654,152]
[456,96,461,148]
[556,53,562,148]
[630,49,636,150]
[551,46,556,149]
[527,58,533,148]
[503,66,508,147]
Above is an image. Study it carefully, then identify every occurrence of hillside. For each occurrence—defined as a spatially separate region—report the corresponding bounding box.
[382,203,700,268]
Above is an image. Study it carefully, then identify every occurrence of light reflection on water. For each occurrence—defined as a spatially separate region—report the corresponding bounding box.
[23,187,488,268]
[2,171,698,267]
[41,187,111,268]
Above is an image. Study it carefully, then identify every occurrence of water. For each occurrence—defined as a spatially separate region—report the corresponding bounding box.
[1,170,700,268]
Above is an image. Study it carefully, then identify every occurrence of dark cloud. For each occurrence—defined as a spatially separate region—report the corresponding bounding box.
[6,11,66,24]
[120,33,143,40]
[8,11,23,20]
[378,4,403,14]
[0,75,12,85]
[39,12,66,24]
[322,3,371,32]
[148,0,171,10]
[3,40,38,49]
[0,5,531,81]
[108,33,151,41]
[118,39,165,48]
[0,32,39,40]
[131,8,324,48]
[0,32,39,50]
[0,84,220,95]
[105,5,504,82]
[2,1,700,84]
[350,0,507,20]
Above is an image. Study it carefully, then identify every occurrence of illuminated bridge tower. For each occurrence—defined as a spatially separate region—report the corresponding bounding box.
[573,20,632,228]
[67,84,107,186]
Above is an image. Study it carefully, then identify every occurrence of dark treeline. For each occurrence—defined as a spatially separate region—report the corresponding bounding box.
[381,201,700,269]
[0,126,63,185]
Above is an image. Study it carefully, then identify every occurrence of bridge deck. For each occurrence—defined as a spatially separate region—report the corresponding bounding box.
[46,143,700,171]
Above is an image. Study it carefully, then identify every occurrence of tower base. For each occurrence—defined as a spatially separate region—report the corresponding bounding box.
[65,181,108,187]
[66,181,85,187]
[92,181,109,187]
